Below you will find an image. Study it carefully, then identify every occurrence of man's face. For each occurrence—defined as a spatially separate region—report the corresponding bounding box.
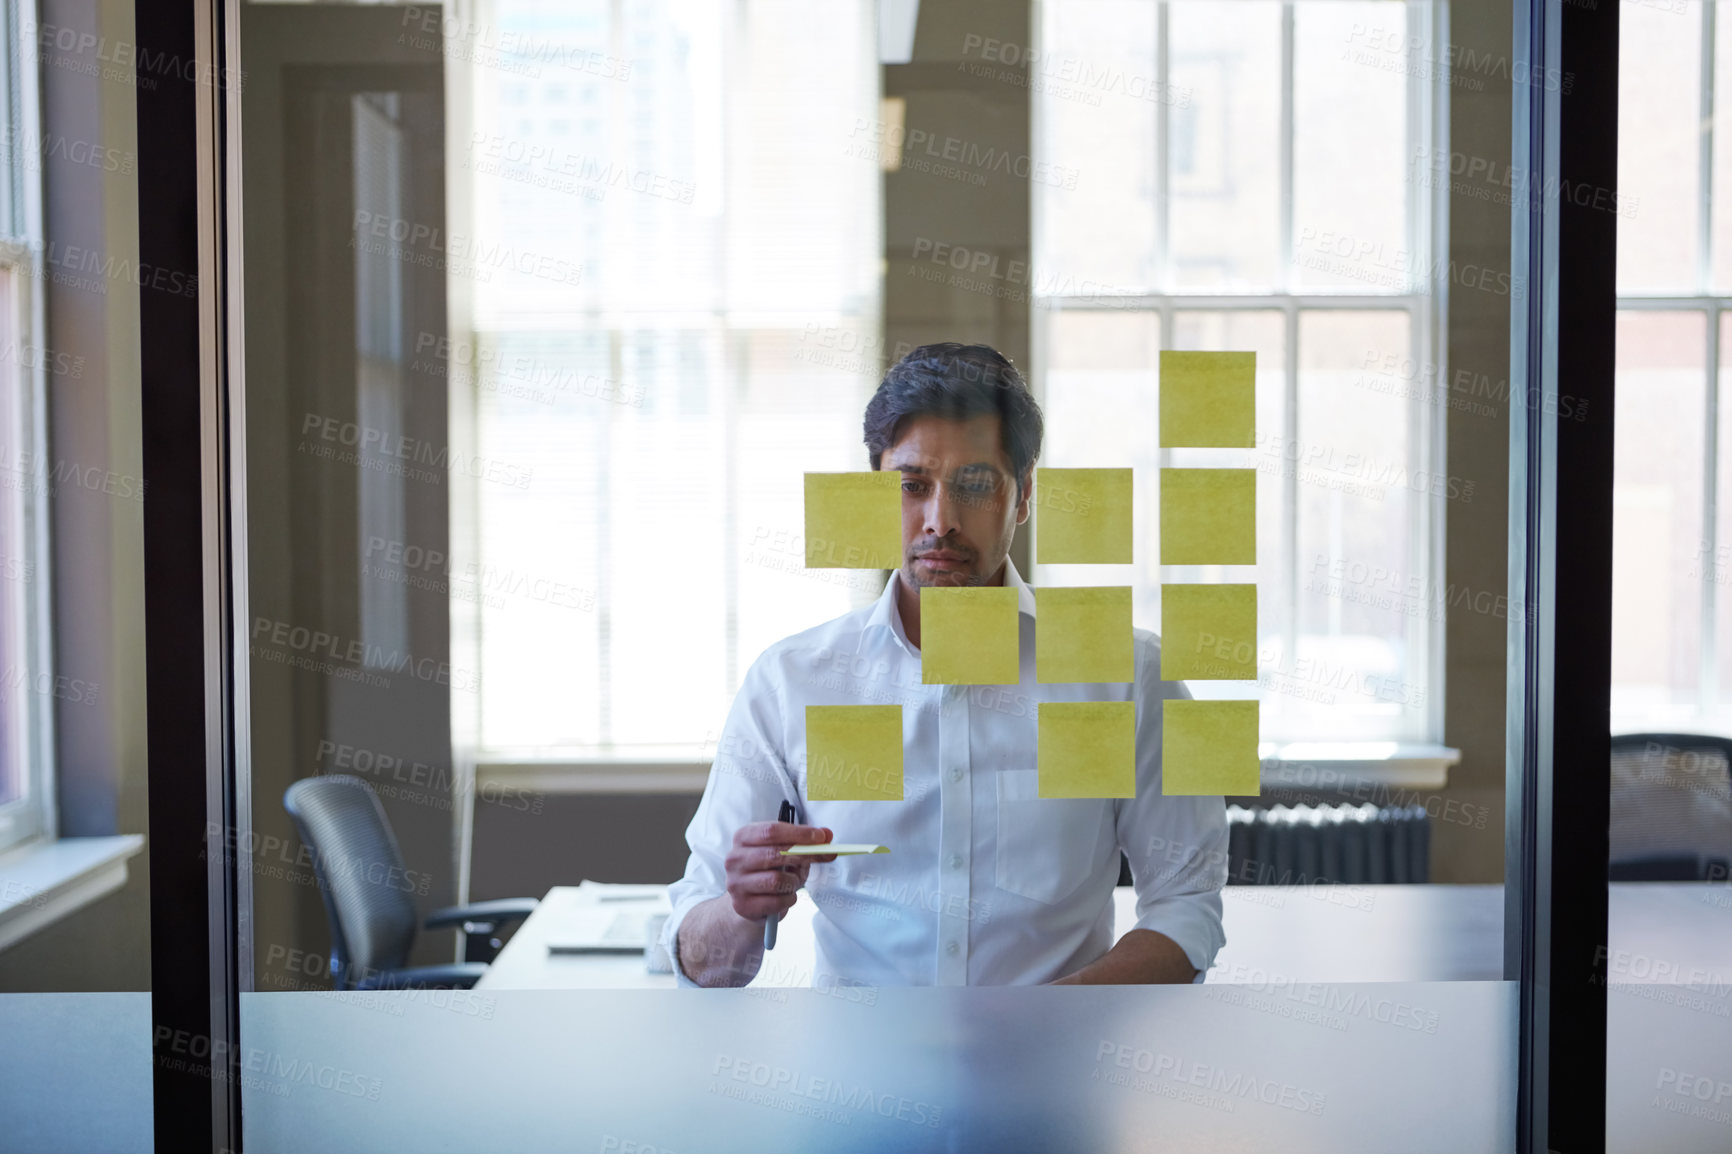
[881,414,1031,587]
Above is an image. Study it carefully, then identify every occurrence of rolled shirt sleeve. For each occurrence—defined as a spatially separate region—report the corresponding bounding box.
[661,655,794,987]
[1115,638,1230,977]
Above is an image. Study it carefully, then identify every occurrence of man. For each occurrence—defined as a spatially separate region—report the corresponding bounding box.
[661,342,1228,987]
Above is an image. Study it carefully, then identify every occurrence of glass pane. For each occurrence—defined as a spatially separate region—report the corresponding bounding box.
[232,0,1520,1149]
[1168,1,1282,290]
[1619,0,1702,293]
[1033,0,1160,293]
[1035,307,1162,603]
[1713,0,1732,291]
[1291,311,1426,741]
[1293,3,1411,293]
[0,0,153,1143]
[1718,310,1732,708]
[1610,311,1706,731]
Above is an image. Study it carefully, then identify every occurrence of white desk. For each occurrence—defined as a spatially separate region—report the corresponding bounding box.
[475,881,1732,990]
[476,881,1504,989]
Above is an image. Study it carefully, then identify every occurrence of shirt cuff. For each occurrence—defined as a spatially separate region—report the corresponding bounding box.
[661,891,712,988]
[1131,896,1226,977]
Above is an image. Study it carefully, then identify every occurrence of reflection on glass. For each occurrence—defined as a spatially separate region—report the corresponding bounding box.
[1611,310,1706,731]
[469,1,881,754]
[1292,310,1423,742]
[1293,3,1411,293]
[1620,0,1701,293]
[1034,0,1160,293]
[1169,1,1282,290]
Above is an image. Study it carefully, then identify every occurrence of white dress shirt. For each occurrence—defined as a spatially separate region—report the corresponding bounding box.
[661,560,1229,987]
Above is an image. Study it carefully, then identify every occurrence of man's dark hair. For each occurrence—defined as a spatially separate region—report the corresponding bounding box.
[863,342,1044,500]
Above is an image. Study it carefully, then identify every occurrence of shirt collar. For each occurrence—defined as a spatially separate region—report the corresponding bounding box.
[866,557,1038,654]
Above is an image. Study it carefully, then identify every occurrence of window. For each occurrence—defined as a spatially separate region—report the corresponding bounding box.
[0,0,52,853]
[1611,0,1732,733]
[1032,0,1446,743]
[464,0,881,757]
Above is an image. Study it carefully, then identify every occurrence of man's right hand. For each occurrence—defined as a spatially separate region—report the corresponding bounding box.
[724,821,836,923]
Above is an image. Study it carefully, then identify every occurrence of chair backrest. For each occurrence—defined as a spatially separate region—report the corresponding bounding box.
[283,774,418,989]
[1609,734,1732,879]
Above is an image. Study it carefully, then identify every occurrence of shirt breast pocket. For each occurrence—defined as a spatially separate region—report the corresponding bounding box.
[994,768,1111,906]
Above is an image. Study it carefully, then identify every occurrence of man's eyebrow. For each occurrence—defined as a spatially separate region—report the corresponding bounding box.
[891,463,928,475]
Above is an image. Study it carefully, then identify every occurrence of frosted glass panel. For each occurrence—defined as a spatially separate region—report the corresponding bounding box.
[244,985,1516,1153]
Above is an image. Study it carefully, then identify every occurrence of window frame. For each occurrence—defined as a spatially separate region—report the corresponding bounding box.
[1030,0,1450,746]
[0,0,55,857]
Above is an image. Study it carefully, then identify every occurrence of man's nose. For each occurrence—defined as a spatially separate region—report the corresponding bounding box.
[921,484,964,539]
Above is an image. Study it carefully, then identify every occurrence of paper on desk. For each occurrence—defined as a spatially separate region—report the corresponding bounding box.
[779,844,890,856]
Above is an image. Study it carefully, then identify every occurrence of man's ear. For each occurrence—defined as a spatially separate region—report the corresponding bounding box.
[1013,468,1034,526]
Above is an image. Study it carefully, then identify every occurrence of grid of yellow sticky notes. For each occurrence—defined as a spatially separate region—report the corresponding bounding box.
[804,471,902,569]
[1161,584,1258,680]
[1160,468,1255,565]
[805,705,904,801]
[1034,467,1133,564]
[1159,351,1256,448]
[1038,701,1136,798]
[921,586,1020,685]
[1035,586,1133,684]
[1161,699,1260,796]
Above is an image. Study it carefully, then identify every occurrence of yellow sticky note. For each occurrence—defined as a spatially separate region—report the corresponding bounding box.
[1161,584,1258,680]
[921,586,1020,684]
[1160,351,1255,448]
[1161,699,1260,795]
[1038,701,1136,798]
[804,472,902,569]
[1035,468,1133,564]
[1160,468,1255,565]
[1036,586,1134,684]
[806,705,904,800]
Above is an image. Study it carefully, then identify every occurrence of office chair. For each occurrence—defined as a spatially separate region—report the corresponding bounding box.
[1609,733,1732,882]
[284,774,538,991]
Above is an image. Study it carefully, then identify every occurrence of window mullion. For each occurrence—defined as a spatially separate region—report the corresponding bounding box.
[1703,308,1720,714]
[1701,0,1716,295]
[1156,0,1170,292]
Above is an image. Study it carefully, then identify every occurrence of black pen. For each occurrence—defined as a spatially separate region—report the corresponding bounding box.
[764,799,796,950]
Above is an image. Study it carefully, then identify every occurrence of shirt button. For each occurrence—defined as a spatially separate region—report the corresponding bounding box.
[946,941,960,956]
[949,768,962,782]
[948,854,963,869]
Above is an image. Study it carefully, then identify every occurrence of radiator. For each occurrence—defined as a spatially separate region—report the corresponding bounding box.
[1225,803,1431,885]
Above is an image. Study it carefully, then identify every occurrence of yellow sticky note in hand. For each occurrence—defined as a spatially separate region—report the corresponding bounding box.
[1036,586,1133,683]
[1161,584,1258,680]
[921,586,1020,685]
[1161,699,1259,795]
[806,705,904,800]
[1038,701,1136,798]
[1035,468,1133,564]
[1160,351,1255,448]
[804,472,902,569]
[1160,468,1255,565]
